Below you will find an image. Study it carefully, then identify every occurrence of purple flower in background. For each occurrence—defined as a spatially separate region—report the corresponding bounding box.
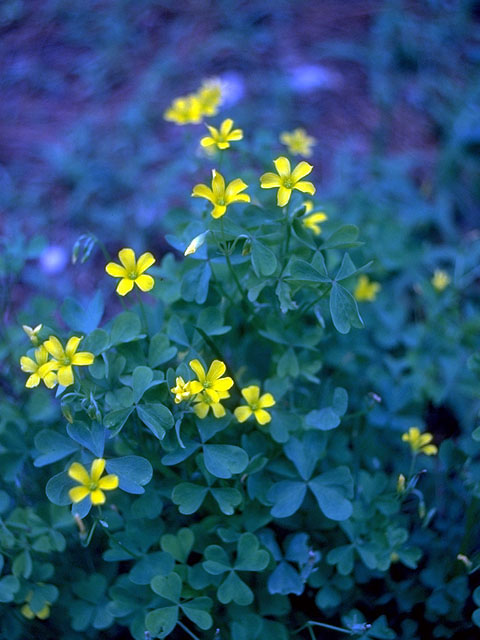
[288,64,342,93]
[39,245,68,274]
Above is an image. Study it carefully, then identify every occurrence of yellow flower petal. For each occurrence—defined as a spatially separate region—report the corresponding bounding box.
[194,402,210,419]
[135,274,155,292]
[258,393,276,409]
[189,359,206,382]
[254,409,271,425]
[274,156,291,178]
[58,365,74,387]
[21,604,35,620]
[260,172,282,188]
[65,336,81,357]
[205,388,220,403]
[116,278,135,296]
[212,169,226,199]
[294,181,316,195]
[42,371,58,389]
[422,444,438,456]
[200,136,215,147]
[36,605,50,620]
[241,385,260,405]
[25,373,40,388]
[44,336,65,360]
[228,129,243,141]
[90,458,106,482]
[69,486,90,503]
[71,351,94,366]
[220,118,233,135]
[68,462,90,484]
[213,377,234,391]
[234,406,252,422]
[192,184,215,202]
[105,262,126,277]
[189,380,204,394]
[137,252,155,274]
[277,186,291,207]
[90,489,106,505]
[20,356,37,373]
[98,474,119,490]
[207,359,226,381]
[118,248,136,271]
[211,204,227,218]
[291,161,313,183]
[212,402,226,418]
[225,178,248,200]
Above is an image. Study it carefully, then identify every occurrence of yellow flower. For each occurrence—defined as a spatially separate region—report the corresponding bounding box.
[431,269,450,291]
[193,390,230,419]
[184,231,209,256]
[200,118,243,150]
[22,323,42,345]
[188,359,234,402]
[260,156,315,207]
[20,592,50,620]
[280,128,316,157]
[401,427,438,456]
[20,345,57,389]
[234,385,276,425]
[302,201,328,235]
[68,458,119,505]
[164,94,202,125]
[354,275,381,302]
[43,336,94,387]
[170,376,192,404]
[105,248,155,296]
[197,78,223,116]
[192,169,250,219]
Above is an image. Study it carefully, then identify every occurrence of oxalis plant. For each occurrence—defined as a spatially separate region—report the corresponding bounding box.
[7,100,443,639]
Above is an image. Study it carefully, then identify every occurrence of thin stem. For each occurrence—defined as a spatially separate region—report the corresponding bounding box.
[308,621,353,635]
[220,218,248,303]
[98,521,142,559]
[178,621,201,640]
[408,453,417,480]
[135,290,148,333]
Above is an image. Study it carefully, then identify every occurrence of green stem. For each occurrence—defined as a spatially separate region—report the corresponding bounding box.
[408,453,417,480]
[178,621,201,640]
[98,521,142,559]
[135,290,148,333]
[220,218,248,303]
[308,621,353,635]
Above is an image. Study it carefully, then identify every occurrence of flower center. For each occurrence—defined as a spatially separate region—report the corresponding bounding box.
[216,198,225,206]
[283,178,293,189]
[88,481,98,491]
[62,357,71,366]
[128,270,138,280]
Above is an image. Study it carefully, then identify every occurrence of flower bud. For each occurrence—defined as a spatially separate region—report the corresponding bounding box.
[184,231,209,256]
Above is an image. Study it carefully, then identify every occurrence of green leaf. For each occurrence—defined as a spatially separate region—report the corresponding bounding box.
[277,347,299,378]
[322,224,361,249]
[167,315,190,346]
[82,329,109,355]
[473,608,480,627]
[12,550,32,579]
[161,528,194,563]
[67,421,106,457]
[472,427,480,442]
[132,366,153,403]
[46,471,74,506]
[332,387,348,416]
[235,533,270,571]
[251,240,277,276]
[106,456,152,494]
[197,307,231,336]
[268,481,307,518]
[329,282,364,334]
[172,483,208,515]
[309,467,354,521]
[104,407,133,435]
[148,334,177,367]
[181,597,213,630]
[110,312,142,345]
[211,487,242,515]
[305,408,340,431]
[181,262,211,304]
[289,259,330,283]
[61,291,104,333]
[145,606,178,637]
[268,561,304,595]
[33,429,79,467]
[203,545,231,574]
[137,404,174,440]
[327,545,354,575]
[284,433,325,480]
[129,552,174,585]
[218,571,253,606]
[150,572,182,603]
[0,575,20,602]
[335,253,358,281]
[203,445,249,479]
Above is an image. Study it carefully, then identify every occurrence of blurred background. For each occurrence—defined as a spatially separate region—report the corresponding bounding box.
[1,0,479,312]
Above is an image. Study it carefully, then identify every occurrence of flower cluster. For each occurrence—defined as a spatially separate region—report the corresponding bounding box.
[164,78,223,125]
[20,335,94,389]
[170,359,276,424]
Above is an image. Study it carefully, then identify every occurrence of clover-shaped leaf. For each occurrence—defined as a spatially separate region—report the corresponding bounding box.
[217,571,253,606]
[161,528,194,564]
[172,483,208,515]
[150,572,182,603]
[309,466,353,521]
[203,545,231,575]
[203,444,249,479]
[145,606,178,638]
[235,533,270,571]
[211,487,242,515]
[181,597,213,630]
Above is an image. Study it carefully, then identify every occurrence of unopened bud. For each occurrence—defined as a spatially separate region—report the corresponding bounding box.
[397,473,406,493]
[457,553,472,569]
[242,239,251,256]
[62,405,74,424]
[184,231,209,256]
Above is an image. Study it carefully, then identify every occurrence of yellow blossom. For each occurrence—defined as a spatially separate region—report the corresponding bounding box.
[401,427,438,456]
[188,359,234,403]
[164,94,202,125]
[22,323,42,345]
[354,275,381,302]
[260,156,315,207]
[68,458,119,505]
[170,376,192,404]
[431,269,450,291]
[234,385,276,425]
[197,78,223,116]
[200,118,243,150]
[302,201,328,235]
[105,248,155,296]
[280,128,316,157]
[20,592,50,620]
[43,336,94,387]
[192,169,250,219]
[193,390,230,419]
[20,345,57,389]
[184,231,209,256]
